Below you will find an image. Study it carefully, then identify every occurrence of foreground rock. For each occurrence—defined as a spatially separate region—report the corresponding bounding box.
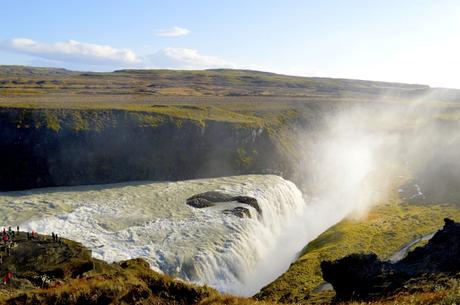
[321,218,460,302]
[186,191,261,216]
[0,232,226,305]
[0,232,93,283]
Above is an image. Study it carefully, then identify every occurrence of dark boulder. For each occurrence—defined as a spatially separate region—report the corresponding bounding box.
[186,197,215,208]
[320,218,460,301]
[186,191,235,208]
[321,253,390,300]
[187,191,234,204]
[223,207,252,218]
[396,218,460,275]
[233,196,261,214]
[186,191,261,215]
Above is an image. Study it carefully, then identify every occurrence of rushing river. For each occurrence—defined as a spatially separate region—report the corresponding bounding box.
[0,175,355,295]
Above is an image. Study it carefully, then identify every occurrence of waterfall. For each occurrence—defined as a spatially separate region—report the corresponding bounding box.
[0,174,352,296]
[188,177,307,295]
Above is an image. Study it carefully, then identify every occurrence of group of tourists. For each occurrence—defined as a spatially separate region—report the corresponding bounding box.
[1,226,19,259]
[51,232,62,243]
[0,226,64,285]
[27,230,39,240]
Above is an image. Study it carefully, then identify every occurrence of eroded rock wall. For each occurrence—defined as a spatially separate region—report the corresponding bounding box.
[0,108,291,190]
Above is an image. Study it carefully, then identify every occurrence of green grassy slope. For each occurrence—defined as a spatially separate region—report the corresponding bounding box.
[256,202,460,304]
[0,65,435,98]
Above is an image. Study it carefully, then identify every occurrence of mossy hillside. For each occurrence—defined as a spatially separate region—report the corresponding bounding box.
[256,202,460,304]
[1,105,268,132]
[1,65,442,99]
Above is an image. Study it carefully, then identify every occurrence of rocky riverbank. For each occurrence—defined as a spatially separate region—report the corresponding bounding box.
[0,231,244,305]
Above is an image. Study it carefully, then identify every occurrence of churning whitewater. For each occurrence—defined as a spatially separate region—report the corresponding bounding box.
[0,175,358,296]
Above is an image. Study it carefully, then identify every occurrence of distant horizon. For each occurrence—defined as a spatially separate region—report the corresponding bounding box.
[3,63,456,90]
[1,1,459,89]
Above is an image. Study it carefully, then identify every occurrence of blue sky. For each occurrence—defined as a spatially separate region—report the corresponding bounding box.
[1,1,460,88]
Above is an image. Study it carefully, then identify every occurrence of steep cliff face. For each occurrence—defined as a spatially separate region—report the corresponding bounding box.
[0,108,291,191]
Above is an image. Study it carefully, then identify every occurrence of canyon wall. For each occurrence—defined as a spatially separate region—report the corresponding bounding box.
[0,108,293,191]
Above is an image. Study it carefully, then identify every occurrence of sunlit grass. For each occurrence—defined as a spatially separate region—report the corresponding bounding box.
[257,202,460,304]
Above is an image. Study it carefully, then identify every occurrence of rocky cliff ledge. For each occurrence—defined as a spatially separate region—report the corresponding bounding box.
[321,218,460,302]
[0,231,222,305]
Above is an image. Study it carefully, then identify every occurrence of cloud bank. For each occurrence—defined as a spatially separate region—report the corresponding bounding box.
[155,26,190,37]
[0,38,234,70]
[148,47,235,69]
[0,38,139,66]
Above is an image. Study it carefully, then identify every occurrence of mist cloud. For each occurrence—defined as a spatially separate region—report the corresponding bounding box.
[295,92,460,220]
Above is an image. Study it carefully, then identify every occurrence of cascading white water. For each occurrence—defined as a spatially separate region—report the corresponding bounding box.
[0,164,382,296]
[0,175,313,295]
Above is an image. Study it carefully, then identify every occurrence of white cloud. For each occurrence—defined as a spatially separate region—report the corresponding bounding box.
[0,38,139,66]
[147,47,236,69]
[155,26,190,37]
[0,37,237,70]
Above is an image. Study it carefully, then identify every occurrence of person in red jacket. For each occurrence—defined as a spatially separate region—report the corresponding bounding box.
[2,272,13,285]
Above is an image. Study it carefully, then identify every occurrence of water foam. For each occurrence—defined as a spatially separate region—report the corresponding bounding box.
[0,175,358,295]
[0,176,306,294]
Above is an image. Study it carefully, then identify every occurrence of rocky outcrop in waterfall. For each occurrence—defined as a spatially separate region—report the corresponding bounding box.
[186,191,261,215]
